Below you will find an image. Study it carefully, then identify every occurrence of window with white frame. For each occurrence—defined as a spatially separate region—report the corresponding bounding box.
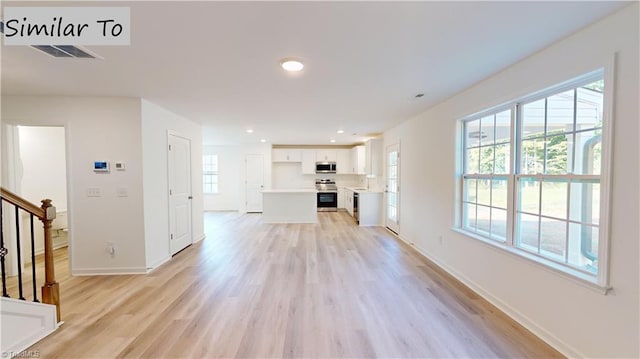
[203,154,219,194]
[460,71,608,285]
[462,108,512,241]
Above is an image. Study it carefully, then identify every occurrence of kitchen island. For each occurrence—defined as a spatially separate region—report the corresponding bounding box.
[262,189,317,223]
[344,187,383,226]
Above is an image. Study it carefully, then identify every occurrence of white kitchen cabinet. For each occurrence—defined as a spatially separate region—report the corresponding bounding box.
[272,148,302,162]
[356,191,383,226]
[301,149,316,174]
[352,145,366,174]
[336,149,352,174]
[344,188,354,215]
[365,139,382,177]
[316,149,337,162]
[337,187,345,209]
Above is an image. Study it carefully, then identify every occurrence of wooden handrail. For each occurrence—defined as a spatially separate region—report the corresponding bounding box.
[0,188,60,321]
[0,188,45,219]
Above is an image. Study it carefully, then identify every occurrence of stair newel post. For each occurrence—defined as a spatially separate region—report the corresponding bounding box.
[40,199,60,321]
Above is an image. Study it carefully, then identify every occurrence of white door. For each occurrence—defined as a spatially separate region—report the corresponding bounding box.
[385,143,400,234]
[245,154,264,212]
[168,134,192,255]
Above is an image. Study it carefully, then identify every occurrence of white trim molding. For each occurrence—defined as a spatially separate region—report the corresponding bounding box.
[72,267,148,276]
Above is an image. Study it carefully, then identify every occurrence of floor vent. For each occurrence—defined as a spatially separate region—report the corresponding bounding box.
[0,22,98,59]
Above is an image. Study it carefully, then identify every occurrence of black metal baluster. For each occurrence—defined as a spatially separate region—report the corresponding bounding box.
[0,201,8,297]
[15,207,25,300]
[30,214,39,302]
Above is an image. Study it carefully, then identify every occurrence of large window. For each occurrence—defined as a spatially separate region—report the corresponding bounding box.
[203,154,219,194]
[463,108,512,241]
[460,71,608,286]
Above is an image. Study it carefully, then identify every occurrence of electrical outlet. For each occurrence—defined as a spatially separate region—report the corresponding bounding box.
[106,241,116,256]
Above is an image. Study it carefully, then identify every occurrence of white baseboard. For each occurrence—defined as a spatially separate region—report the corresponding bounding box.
[358,222,382,227]
[31,242,68,258]
[71,267,148,276]
[146,256,171,273]
[394,234,582,359]
[194,233,206,243]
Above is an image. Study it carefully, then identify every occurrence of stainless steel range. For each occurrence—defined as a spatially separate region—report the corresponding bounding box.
[315,179,338,212]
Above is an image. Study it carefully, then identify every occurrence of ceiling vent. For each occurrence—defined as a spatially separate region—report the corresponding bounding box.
[0,21,98,59]
[31,45,97,58]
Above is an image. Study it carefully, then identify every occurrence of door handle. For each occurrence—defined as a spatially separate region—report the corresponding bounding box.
[188,196,193,200]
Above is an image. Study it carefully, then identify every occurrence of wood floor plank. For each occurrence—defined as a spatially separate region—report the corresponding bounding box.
[16,211,564,358]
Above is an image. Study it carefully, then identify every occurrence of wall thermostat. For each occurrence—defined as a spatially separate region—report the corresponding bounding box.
[114,162,126,171]
[93,161,110,172]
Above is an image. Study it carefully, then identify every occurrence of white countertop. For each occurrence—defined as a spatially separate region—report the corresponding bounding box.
[262,189,317,193]
[343,187,383,194]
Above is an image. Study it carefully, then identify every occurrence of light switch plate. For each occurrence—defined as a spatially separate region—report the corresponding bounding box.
[87,187,101,197]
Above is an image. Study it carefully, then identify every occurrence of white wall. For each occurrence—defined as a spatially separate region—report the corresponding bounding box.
[3,97,205,274]
[203,145,242,211]
[2,96,147,275]
[383,4,638,358]
[17,126,67,211]
[1,124,24,275]
[141,99,204,270]
[17,126,68,255]
[202,143,272,212]
[272,163,309,189]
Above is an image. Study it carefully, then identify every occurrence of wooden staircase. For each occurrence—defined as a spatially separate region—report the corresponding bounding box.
[1,188,61,354]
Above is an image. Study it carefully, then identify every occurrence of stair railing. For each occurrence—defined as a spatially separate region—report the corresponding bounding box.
[0,187,60,321]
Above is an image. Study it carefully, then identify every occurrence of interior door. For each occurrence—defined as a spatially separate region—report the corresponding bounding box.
[168,134,192,255]
[245,154,264,212]
[385,143,400,234]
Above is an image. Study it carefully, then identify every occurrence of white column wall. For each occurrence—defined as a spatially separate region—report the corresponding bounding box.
[2,96,147,274]
[141,99,204,270]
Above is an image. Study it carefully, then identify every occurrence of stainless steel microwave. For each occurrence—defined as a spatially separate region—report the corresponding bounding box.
[315,162,337,174]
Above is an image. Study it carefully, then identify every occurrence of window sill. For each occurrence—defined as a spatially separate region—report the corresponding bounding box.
[450,228,612,295]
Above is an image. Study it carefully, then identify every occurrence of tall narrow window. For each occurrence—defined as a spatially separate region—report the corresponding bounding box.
[515,78,604,274]
[462,108,512,241]
[203,154,219,194]
[458,71,608,286]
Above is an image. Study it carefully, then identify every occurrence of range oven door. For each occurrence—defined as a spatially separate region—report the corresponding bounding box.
[317,192,338,212]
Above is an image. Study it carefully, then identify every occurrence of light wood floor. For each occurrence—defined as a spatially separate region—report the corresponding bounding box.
[4,242,70,301]
[20,211,562,358]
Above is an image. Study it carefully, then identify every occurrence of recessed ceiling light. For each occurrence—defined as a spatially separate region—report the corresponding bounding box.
[280,58,304,72]
[330,139,336,143]
[337,130,344,134]
[246,129,254,133]
[260,139,266,143]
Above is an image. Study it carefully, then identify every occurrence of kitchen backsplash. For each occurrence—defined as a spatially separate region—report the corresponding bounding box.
[272,163,365,189]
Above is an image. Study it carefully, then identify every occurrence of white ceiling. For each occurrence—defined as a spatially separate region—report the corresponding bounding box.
[1,1,628,146]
